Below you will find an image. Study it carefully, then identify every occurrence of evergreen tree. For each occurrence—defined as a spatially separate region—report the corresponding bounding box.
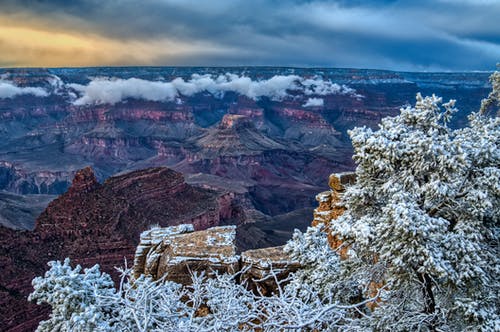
[330,79,499,330]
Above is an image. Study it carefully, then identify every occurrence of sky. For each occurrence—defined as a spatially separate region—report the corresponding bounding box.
[0,0,499,71]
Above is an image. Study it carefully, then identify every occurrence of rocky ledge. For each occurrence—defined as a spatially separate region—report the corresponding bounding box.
[133,224,300,294]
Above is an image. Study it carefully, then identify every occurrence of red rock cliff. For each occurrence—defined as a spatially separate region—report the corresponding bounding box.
[0,166,242,331]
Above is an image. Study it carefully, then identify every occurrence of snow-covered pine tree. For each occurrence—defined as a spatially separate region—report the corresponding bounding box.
[480,65,500,116]
[329,72,500,330]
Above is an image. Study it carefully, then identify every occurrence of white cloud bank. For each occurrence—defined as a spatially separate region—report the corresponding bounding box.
[69,74,357,105]
[303,97,324,107]
[0,80,49,99]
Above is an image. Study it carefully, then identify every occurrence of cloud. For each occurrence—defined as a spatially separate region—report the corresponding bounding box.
[1,0,499,70]
[303,98,324,108]
[437,0,499,5]
[69,74,357,105]
[69,78,177,105]
[0,80,49,99]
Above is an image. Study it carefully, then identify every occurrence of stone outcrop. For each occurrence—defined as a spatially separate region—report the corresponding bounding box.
[240,246,301,295]
[133,224,196,279]
[67,166,99,194]
[219,114,251,129]
[135,225,239,283]
[132,225,300,294]
[312,172,384,309]
[312,172,356,259]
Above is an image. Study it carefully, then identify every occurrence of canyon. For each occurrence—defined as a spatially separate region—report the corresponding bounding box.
[0,67,492,331]
[0,67,491,229]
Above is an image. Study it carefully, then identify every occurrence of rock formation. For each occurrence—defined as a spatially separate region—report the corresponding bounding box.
[312,172,356,259]
[0,166,244,331]
[134,225,239,283]
[312,172,384,309]
[133,224,196,279]
[240,246,301,295]
[132,224,300,295]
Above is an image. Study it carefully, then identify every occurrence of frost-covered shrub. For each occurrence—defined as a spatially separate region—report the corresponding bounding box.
[285,225,340,297]
[182,271,256,331]
[480,66,500,115]
[31,258,377,331]
[284,225,361,306]
[29,258,118,332]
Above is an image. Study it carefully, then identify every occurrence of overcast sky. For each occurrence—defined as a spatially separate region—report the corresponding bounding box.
[0,0,499,71]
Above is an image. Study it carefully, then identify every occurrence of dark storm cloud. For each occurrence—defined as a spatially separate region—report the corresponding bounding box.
[1,0,499,70]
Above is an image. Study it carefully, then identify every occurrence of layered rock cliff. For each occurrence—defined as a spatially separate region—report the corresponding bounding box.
[0,166,244,331]
[0,67,490,224]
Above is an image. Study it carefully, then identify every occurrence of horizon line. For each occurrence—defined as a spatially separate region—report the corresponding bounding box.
[0,65,494,75]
